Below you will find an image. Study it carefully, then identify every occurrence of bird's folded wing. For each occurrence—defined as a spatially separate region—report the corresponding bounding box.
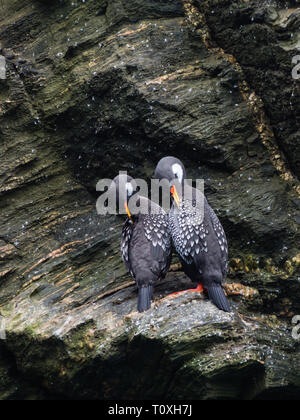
[143,212,172,277]
[208,205,229,276]
[170,199,209,264]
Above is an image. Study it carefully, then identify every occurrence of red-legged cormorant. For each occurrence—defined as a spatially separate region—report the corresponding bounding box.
[110,175,172,313]
[154,157,231,312]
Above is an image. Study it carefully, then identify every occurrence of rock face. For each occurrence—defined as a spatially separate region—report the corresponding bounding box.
[0,0,299,400]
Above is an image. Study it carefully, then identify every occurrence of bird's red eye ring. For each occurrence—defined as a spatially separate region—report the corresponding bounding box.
[170,186,175,195]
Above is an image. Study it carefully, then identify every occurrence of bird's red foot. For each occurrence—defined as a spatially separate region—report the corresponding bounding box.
[169,283,204,296]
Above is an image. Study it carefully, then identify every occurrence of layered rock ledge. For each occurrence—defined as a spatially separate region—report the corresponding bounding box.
[0,0,299,399]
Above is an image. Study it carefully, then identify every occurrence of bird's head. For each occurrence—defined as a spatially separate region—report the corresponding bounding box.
[110,174,138,219]
[154,156,186,207]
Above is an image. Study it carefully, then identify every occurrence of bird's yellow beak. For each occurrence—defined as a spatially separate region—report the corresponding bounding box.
[170,186,180,208]
[124,202,132,220]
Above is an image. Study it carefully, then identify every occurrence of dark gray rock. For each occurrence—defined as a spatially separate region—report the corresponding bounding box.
[0,0,299,400]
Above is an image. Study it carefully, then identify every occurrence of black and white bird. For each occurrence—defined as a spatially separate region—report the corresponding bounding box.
[155,157,231,312]
[110,174,172,313]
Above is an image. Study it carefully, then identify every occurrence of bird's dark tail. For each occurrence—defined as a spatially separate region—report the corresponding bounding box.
[138,286,152,313]
[207,286,231,312]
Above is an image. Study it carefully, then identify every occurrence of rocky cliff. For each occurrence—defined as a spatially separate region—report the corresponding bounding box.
[0,0,299,400]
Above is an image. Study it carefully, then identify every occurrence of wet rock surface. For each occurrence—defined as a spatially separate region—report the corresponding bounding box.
[0,0,299,400]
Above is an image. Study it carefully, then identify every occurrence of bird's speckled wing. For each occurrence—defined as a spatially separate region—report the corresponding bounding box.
[143,211,171,252]
[169,198,209,265]
[121,218,135,277]
[143,210,172,278]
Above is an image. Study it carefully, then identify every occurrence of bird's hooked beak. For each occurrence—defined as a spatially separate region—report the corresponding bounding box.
[170,185,180,208]
[124,201,132,220]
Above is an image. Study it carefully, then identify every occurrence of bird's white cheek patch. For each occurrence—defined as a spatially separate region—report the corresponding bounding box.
[172,163,183,183]
[126,182,134,197]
